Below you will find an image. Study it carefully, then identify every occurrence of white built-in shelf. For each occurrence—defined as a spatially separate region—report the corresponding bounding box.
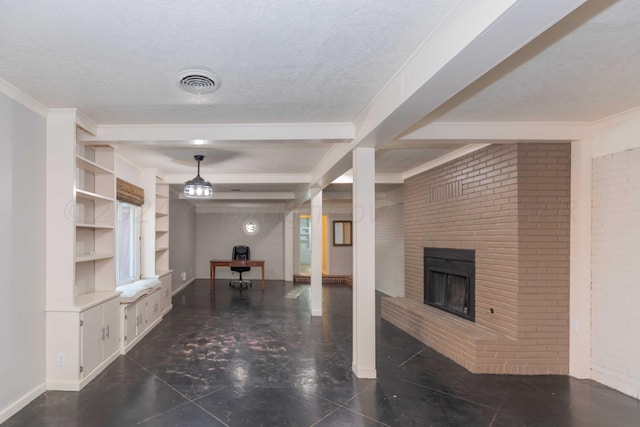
[73,291,121,312]
[76,223,114,229]
[76,155,114,175]
[156,211,168,218]
[75,253,114,263]
[76,189,114,203]
[156,229,169,234]
[155,246,169,252]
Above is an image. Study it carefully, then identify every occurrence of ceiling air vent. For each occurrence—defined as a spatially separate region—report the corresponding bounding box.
[177,69,220,95]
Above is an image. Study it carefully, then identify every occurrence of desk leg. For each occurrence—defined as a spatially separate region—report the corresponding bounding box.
[210,264,214,290]
[262,266,265,290]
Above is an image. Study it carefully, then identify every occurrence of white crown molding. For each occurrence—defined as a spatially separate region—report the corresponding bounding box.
[80,122,355,142]
[403,121,594,141]
[75,111,98,136]
[0,76,48,117]
[403,143,491,180]
[592,105,640,130]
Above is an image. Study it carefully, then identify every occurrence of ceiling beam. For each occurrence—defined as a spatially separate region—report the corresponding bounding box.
[304,0,587,202]
[403,121,594,141]
[163,173,310,185]
[79,122,355,142]
[178,192,295,200]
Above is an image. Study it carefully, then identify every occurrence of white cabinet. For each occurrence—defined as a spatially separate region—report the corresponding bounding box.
[46,294,120,391]
[80,298,119,378]
[119,287,163,354]
[159,271,173,316]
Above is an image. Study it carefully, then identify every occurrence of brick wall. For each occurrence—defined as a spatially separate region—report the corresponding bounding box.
[382,143,570,374]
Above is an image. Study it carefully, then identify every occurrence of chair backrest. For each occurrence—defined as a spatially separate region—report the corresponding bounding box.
[232,245,250,261]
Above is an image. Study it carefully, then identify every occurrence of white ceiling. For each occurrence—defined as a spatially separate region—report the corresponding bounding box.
[1,0,639,205]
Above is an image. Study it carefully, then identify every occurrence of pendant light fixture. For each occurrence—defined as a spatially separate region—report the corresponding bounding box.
[184,155,213,198]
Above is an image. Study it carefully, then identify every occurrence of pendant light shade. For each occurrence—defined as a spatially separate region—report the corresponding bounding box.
[184,155,213,198]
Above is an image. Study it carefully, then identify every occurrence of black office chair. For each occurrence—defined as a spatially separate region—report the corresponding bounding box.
[229,245,252,291]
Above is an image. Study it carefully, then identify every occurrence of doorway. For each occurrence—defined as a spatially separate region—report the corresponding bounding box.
[299,214,327,275]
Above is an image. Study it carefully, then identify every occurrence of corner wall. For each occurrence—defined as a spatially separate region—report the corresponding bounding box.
[0,93,47,421]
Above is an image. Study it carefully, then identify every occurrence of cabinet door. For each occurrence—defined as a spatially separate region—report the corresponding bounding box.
[124,302,138,346]
[138,297,148,334]
[81,304,103,378]
[160,274,172,312]
[102,298,120,358]
[147,290,161,326]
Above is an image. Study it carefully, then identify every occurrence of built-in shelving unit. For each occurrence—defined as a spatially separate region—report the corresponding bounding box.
[155,178,170,276]
[45,112,120,392]
[74,145,116,299]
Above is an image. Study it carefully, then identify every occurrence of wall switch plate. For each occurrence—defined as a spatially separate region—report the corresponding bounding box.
[57,353,65,367]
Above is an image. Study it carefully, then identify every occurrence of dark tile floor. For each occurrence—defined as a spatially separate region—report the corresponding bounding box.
[5,280,640,426]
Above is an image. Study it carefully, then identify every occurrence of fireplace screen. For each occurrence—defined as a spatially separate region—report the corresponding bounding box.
[424,248,475,321]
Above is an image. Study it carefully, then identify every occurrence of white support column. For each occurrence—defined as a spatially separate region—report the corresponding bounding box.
[352,147,376,378]
[140,168,157,278]
[570,140,592,378]
[310,191,323,316]
[284,210,294,282]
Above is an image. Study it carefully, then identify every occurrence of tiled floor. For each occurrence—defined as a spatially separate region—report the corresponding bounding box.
[5,280,640,426]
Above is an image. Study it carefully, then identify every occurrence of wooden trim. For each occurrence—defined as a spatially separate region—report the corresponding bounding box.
[116,178,144,206]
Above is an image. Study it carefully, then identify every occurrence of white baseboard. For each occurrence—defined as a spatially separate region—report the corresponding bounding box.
[172,278,195,296]
[352,363,377,379]
[0,383,47,424]
[161,304,173,317]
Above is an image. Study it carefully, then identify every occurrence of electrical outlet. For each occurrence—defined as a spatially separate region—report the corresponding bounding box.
[57,353,65,367]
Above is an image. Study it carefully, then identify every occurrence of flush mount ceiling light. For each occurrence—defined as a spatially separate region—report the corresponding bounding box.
[184,155,213,199]
[177,69,220,95]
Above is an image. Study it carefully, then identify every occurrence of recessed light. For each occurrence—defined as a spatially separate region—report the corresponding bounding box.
[193,139,206,145]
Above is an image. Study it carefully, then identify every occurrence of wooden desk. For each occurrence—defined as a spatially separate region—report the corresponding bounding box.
[210,260,266,290]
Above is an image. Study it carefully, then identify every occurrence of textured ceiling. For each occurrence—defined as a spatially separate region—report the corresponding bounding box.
[0,0,451,124]
[2,1,640,203]
[431,0,640,122]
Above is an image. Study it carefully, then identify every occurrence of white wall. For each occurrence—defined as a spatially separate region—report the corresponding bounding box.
[114,153,141,186]
[590,113,640,399]
[195,207,284,280]
[169,192,196,291]
[0,93,47,420]
[375,189,405,297]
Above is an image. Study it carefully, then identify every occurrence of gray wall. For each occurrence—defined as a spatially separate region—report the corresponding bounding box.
[375,189,405,297]
[169,191,196,291]
[0,94,47,416]
[196,209,284,280]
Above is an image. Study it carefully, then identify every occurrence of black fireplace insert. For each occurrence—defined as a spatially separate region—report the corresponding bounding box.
[424,247,475,321]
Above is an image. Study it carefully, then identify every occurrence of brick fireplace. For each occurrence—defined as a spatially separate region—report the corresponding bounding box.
[381,143,570,374]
